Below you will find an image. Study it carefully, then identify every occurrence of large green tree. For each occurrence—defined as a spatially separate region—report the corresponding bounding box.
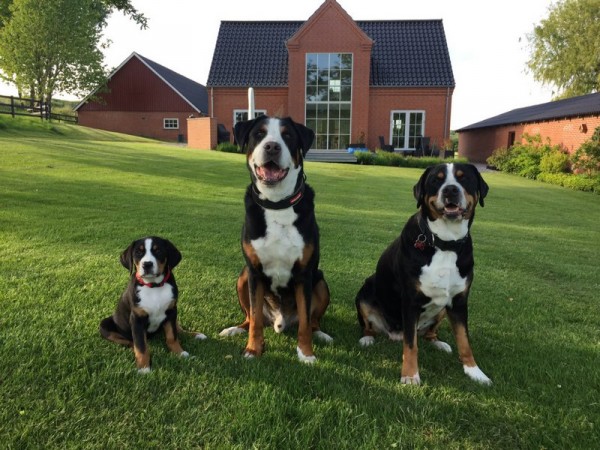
[527,0,600,99]
[0,0,146,103]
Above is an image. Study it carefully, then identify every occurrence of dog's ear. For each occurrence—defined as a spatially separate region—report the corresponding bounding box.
[413,166,433,209]
[234,118,260,153]
[120,241,136,273]
[164,239,182,269]
[467,164,489,207]
[290,119,315,157]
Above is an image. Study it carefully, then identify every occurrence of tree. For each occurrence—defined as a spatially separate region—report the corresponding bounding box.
[0,0,146,103]
[526,0,600,99]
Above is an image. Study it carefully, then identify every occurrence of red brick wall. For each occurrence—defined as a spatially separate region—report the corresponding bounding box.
[369,87,453,151]
[78,111,191,141]
[286,1,373,139]
[209,87,289,141]
[187,117,216,150]
[458,115,600,163]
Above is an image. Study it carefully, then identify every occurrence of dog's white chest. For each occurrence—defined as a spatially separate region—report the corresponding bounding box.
[251,208,304,291]
[137,284,174,333]
[418,250,466,330]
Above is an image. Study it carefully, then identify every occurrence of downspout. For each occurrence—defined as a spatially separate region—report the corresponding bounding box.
[210,87,214,118]
[444,86,451,139]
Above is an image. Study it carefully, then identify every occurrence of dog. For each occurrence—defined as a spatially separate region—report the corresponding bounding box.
[355,163,491,385]
[219,116,332,363]
[100,236,204,373]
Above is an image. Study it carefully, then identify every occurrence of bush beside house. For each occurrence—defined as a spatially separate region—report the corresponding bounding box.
[487,128,600,194]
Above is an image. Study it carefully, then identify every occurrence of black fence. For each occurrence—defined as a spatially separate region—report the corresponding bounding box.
[0,94,78,123]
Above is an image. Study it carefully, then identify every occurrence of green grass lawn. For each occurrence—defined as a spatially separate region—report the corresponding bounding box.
[1,117,599,449]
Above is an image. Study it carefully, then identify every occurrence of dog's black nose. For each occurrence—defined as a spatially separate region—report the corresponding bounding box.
[263,141,281,156]
[142,261,154,271]
[443,185,460,198]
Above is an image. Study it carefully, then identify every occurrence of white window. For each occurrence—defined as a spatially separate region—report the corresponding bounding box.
[390,111,425,149]
[163,118,179,129]
[233,109,266,124]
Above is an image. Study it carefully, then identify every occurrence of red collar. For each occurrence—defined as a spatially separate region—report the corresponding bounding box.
[135,268,171,288]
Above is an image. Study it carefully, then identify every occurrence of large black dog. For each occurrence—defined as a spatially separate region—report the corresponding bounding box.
[219,116,332,363]
[356,163,491,385]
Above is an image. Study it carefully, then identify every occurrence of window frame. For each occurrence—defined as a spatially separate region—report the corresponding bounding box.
[163,118,179,130]
[389,110,426,150]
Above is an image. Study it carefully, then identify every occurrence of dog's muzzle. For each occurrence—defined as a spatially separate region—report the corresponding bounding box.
[440,184,466,219]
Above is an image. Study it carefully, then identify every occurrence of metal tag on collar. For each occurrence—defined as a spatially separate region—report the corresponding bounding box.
[414,234,427,250]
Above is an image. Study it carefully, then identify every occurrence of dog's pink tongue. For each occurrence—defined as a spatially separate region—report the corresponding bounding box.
[257,165,285,182]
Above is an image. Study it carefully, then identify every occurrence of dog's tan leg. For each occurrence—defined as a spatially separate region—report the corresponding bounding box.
[295,283,315,363]
[447,308,491,385]
[133,337,151,373]
[310,279,333,343]
[401,324,420,385]
[245,278,265,357]
[164,319,187,356]
[423,310,452,353]
[219,267,251,337]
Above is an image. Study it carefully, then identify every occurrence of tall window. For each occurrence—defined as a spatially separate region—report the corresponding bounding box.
[390,111,425,149]
[305,53,352,150]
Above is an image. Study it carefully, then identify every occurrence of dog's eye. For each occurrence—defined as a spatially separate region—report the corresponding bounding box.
[135,249,144,257]
[255,131,265,139]
[282,132,292,139]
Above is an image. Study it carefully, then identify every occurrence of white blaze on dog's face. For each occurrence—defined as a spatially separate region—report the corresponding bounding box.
[137,238,162,278]
[414,163,489,240]
[238,117,311,202]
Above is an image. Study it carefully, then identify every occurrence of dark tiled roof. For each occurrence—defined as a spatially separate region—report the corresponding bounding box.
[457,92,600,131]
[206,20,454,88]
[137,53,208,113]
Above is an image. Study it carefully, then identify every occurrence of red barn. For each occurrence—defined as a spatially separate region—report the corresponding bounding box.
[75,52,208,142]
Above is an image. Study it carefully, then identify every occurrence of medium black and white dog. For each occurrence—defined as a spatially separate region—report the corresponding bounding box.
[99,236,205,373]
[355,163,491,385]
[219,116,332,363]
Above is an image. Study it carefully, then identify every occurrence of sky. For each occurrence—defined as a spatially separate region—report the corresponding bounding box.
[0,0,557,130]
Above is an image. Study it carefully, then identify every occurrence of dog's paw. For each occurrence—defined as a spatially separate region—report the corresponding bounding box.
[430,340,452,353]
[180,351,190,358]
[400,373,421,385]
[243,351,256,359]
[359,336,375,347]
[296,347,317,364]
[313,330,333,343]
[194,333,208,340]
[463,365,492,385]
[388,332,403,342]
[219,327,247,337]
[137,367,151,375]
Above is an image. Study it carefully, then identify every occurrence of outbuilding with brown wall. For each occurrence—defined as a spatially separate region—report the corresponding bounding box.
[457,92,600,163]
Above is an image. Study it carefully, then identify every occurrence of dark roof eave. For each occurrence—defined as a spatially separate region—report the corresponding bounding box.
[457,112,600,132]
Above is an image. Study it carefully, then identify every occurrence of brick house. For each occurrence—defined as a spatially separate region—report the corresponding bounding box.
[457,92,600,163]
[75,52,208,142]
[206,0,455,153]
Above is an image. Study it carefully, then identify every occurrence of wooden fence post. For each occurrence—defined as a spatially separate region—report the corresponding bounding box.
[11,96,15,118]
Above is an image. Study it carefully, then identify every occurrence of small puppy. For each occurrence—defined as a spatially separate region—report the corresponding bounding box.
[100,236,203,373]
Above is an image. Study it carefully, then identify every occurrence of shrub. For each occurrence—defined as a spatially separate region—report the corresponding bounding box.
[571,126,600,176]
[540,150,570,174]
[215,142,240,153]
[486,133,565,178]
[355,150,466,169]
[537,172,600,193]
